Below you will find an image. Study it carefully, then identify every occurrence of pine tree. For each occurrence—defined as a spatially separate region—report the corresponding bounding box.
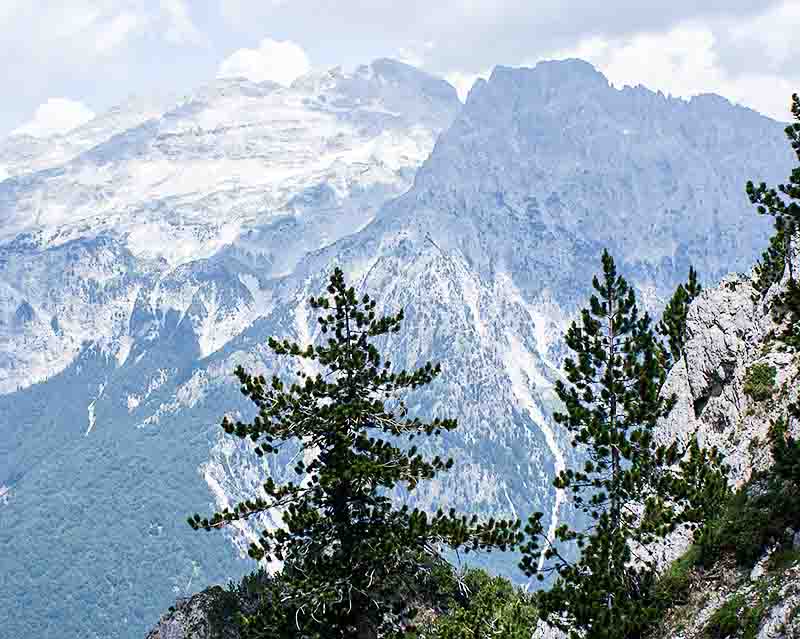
[657,266,702,368]
[189,267,522,638]
[520,251,728,639]
[753,223,789,293]
[747,93,800,286]
[748,94,800,348]
[769,409,800,485]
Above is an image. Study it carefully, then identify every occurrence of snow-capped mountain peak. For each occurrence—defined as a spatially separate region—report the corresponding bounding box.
[0,59,461,393]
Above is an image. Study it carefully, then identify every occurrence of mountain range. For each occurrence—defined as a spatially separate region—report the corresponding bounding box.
[0,57,794,639]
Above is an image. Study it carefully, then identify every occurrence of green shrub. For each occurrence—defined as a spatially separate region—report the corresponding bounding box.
[695,477,800,569]
[704,592,769,639]
[705,594,745,639]
[743,364,777,402]
[419,568,538,639]
[774,278,800,350]
[654,545,701,608]
[207,585,242,638]
[202,563,536,639]
[770,412,800,483]
[703,572,783,638]
[767,547,800,573]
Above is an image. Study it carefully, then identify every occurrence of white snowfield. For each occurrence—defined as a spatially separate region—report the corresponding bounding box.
[0,59,460,393]
[0,66,451,264]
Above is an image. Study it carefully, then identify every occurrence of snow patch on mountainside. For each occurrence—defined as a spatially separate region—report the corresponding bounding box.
[0,66,457,265]
[201,434,285,574]
[0,239,150,394]
[502,325,566,569]
[0,94,175,177]
[86,400,97,436]
[85,383,106,436]
[0,60,459,394]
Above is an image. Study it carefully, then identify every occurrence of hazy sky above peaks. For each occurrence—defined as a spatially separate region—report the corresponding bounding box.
[1,0,798,137]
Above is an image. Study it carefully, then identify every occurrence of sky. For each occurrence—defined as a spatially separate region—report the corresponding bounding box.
[1,0,799,138]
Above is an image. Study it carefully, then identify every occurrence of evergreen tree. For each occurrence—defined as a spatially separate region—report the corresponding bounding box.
[769,408,800,485]
[657,266,702,368]
[748,95,800,347]
[189,267,522,639]
[419,568,538,639]
[753,223,790,293]
[747,93,800,286]
[520,251,728,639]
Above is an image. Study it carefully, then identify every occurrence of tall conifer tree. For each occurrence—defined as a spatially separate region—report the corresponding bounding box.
[748,94,800,349]
[520,251,728,639]
[753,224,790,293]
[747,93,800,286]
[189,267,522,638]
[657,266,702,369]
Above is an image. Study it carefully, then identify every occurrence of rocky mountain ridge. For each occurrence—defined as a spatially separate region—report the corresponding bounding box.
[1,58,796,639]
[652,258,800,639]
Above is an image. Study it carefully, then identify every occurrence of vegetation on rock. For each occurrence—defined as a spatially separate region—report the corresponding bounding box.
[748,92,800,289]
[193,563,536,639]
[520,250,728,639]
[770,403,800,483]
[743,363,778,402]
[657,265,702,368]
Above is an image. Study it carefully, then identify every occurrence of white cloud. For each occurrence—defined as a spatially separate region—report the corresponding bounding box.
[159,0,205,45]
[532,18,798,121]
[721,0,800,71]
[445,70,491,102]
[11,98,96,138]
[95,11,144,54]
[217,37,311,85]
[0,165,9,182]
[395,40,436,69]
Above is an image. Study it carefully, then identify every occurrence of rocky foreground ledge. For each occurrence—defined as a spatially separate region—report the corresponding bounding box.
[146,586,240,639]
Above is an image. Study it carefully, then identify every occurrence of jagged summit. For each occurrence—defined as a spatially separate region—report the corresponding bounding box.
[402,58,788,296]
[465,59,609,108]
[490,57,610,90]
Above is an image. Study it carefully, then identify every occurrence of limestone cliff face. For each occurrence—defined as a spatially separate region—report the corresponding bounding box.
[658,269,800,485]
[652,264,800,639]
